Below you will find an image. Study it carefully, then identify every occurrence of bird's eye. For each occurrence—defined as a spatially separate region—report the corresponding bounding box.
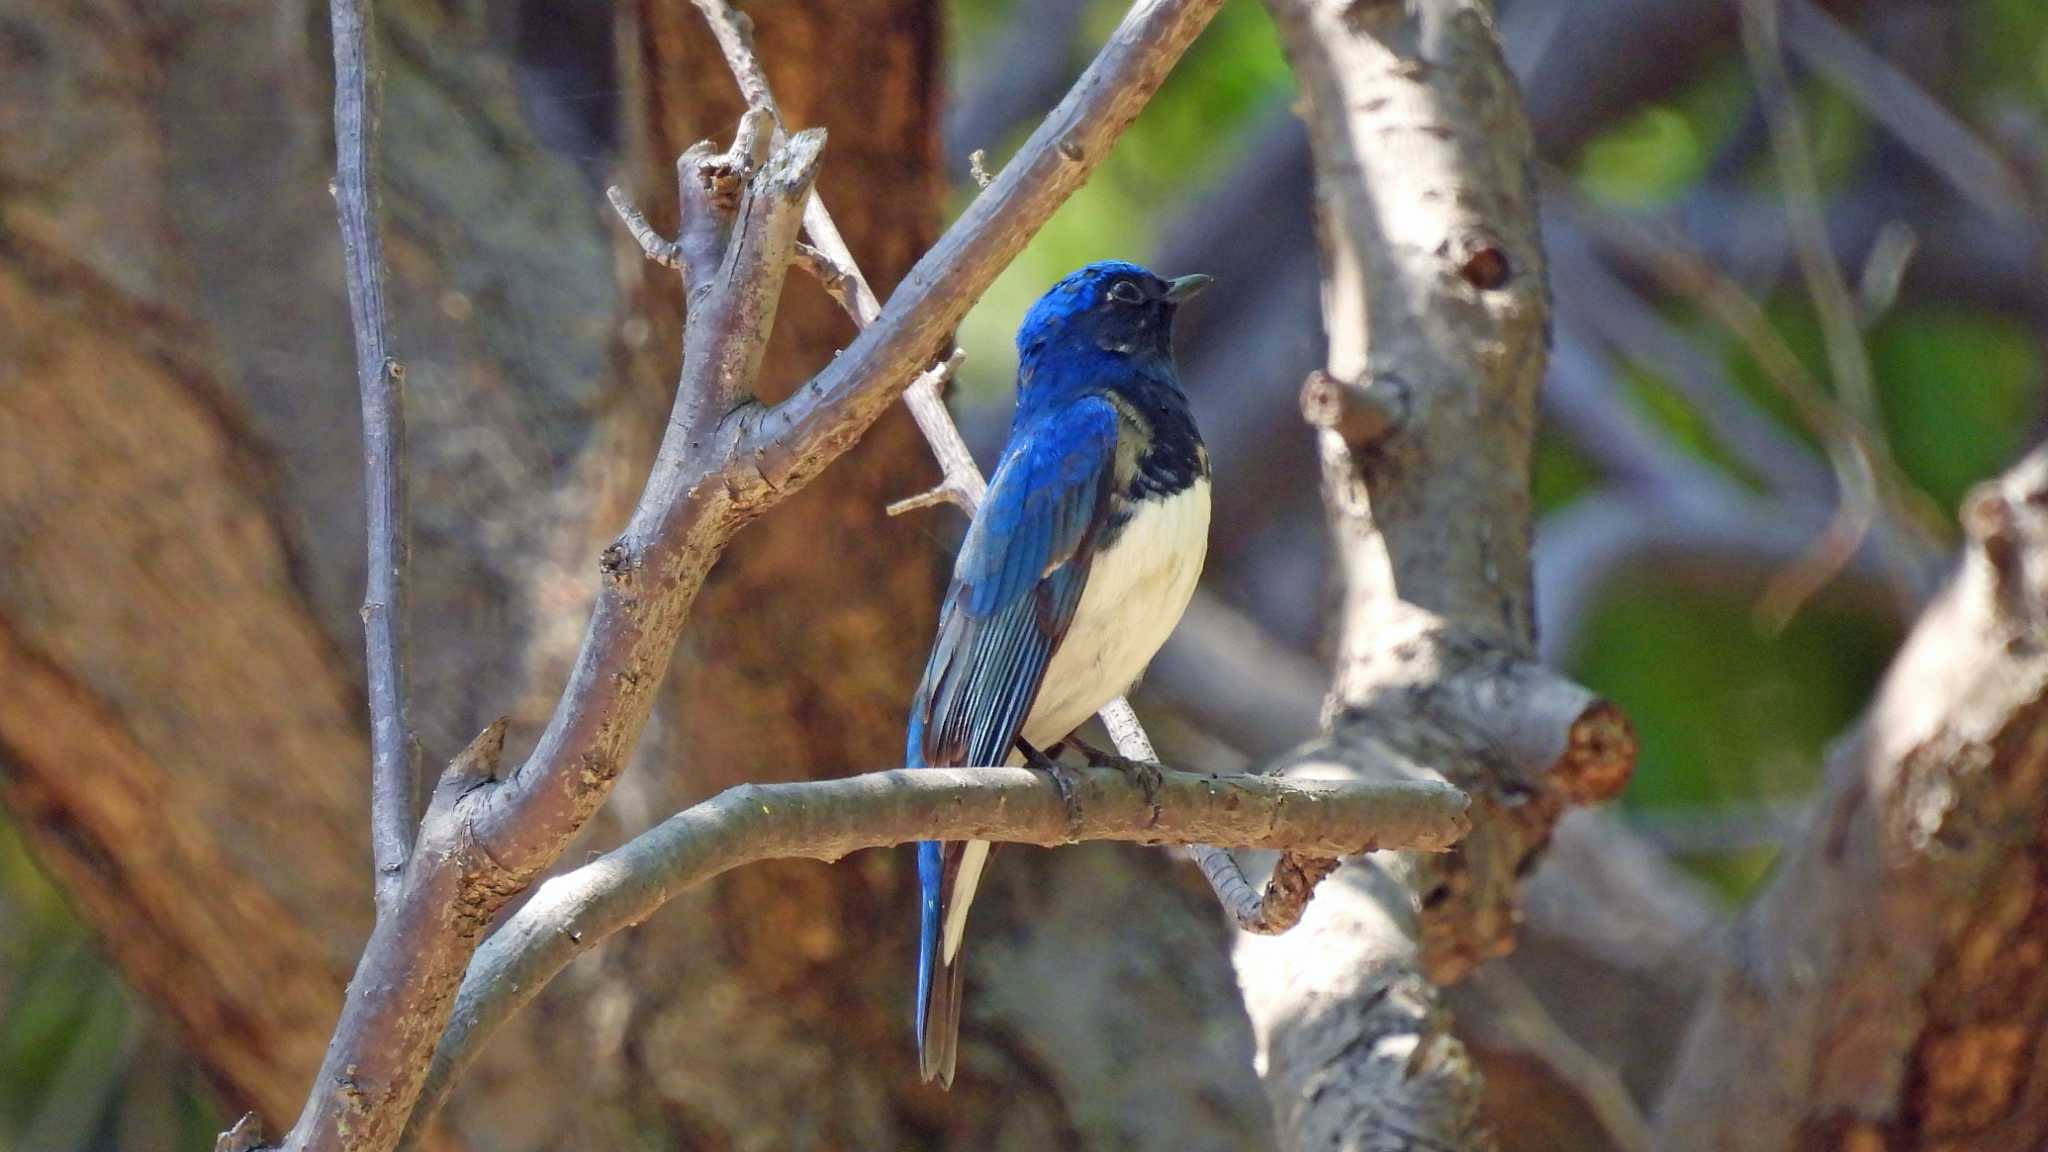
[1107,280,1145,305]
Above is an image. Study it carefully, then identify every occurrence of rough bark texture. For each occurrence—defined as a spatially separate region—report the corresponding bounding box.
[1239,2,1633,1149]
[1656,444,2048,1151]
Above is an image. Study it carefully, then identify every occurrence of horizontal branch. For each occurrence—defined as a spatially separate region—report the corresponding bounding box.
[274,5,1228,1149]
[402,765,1470,1140]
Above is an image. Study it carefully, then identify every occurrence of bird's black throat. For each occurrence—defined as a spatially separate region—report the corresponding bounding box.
[1099,372,1207,542]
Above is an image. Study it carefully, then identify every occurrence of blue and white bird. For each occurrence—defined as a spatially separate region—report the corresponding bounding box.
[906,260,1212,1087]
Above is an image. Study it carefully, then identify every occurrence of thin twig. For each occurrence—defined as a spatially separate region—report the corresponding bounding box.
[606,185,678,268]
[1742,0,1883,440]
[1781,0,2032,228]
[399,764,1469,1144]
[1550,174,1944,627]
[1461,966,1654,1152]
[330,0,417,920]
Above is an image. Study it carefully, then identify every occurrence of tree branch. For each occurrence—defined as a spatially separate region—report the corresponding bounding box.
[1245,1,1635,1147]
[271,3,1226,1149]
[400,764,1469,1143]
[1780,0,2032,229]
[330,0,418,921]
[1658,441,2048,1151]
[682,0,1332,940]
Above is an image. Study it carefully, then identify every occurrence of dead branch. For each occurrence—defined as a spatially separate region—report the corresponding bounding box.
[330,0,418,920]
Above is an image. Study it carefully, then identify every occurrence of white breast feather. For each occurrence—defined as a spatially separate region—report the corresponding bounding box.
[1023,478,1211,748]
[939,479,1209,966]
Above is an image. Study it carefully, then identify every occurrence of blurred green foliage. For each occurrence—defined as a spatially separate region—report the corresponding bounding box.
[0,802,222,1148]
[1554,0,2044,892]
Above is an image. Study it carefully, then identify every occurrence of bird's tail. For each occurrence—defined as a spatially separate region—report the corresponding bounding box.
[918,935,966,1087]
[916,838,988,1088]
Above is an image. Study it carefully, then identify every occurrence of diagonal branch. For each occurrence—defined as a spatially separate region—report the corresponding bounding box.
[402,765,1470,1143]
[330,0,418,920]
[1658,444,2048,1151]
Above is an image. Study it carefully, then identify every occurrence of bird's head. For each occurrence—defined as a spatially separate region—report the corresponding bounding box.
[1015,260,1211,374]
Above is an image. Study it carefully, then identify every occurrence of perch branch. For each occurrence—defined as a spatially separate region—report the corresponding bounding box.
[400,765,1471,1142]
[269,4,1225,1150]
[330,0,418,920]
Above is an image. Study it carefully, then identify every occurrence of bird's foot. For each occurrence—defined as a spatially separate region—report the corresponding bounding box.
[1016,738,1084,833]
[1063,734,1165,802]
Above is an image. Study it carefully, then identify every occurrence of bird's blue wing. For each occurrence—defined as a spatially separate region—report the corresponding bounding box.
[907,395,1118,1086]
[909,394,1119,769]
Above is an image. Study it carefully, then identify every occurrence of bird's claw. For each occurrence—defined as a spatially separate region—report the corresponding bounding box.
[1016,739,1083,833]
[1064,735,1165,800]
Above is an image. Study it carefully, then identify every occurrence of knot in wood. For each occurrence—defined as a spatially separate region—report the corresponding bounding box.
[598,539,633,582]
[1454,234,1512,290]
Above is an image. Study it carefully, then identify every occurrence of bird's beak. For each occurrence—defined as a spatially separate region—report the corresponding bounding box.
[1163,273,1213,303]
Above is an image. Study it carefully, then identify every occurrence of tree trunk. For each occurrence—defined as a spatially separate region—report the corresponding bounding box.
[0,0,625,1123]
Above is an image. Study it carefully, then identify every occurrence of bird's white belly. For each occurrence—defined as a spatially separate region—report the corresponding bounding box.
[1023,478,1210,748]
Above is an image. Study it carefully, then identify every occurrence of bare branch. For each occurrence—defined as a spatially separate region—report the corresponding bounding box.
[277,121,823,1152]
[400,764,1470,1143]
[943,0,1094,179]
[685,0,1326,944]
[1780,0,2032,228]
[1454,966,1653,1152]
[605,184,678,268]
[738,0,1227,492]
[330,0,418,921]
[1742,0,1883,443]
[1549,174,1948,626]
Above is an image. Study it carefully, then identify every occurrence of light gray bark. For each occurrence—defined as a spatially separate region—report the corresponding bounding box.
[1241,2,1634,1148]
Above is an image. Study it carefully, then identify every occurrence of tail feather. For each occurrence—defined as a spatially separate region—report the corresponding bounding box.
[916,838,987,1088]
[919,936,967,1087]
